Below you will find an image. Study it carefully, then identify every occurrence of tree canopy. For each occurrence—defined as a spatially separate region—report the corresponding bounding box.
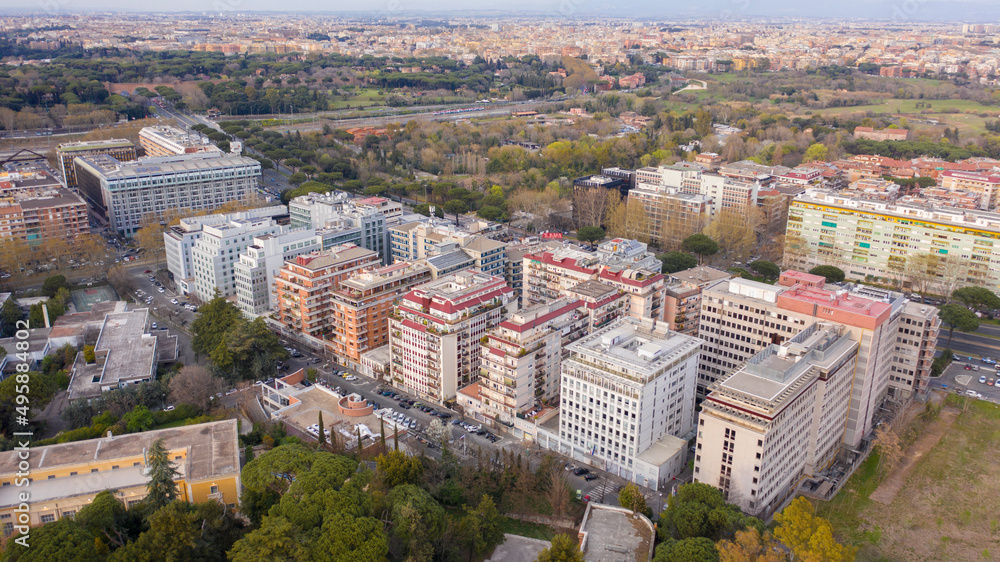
[658,251,698,274]
[939,303,979,345]
[808,265,845,283]
[951,286,1000,311]
[682,234,719,261]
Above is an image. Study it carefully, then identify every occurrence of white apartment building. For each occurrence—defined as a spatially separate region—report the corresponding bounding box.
[633,163,760,216]
[163,207,287,291]
[75,152,260,237]
[537,318,702,490]
[234,229,322,317]
[288,192,388,262]
[389,270,518,403]
[695,324,858,516]
[189,216,283,302]
[785,188,1000,293]
[479,298,589,426]
[388,220,507,278]
[891,301,941,398]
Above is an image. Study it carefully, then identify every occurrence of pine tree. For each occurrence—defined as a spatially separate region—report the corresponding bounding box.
[317,412,326,448]
[145,438,179,510]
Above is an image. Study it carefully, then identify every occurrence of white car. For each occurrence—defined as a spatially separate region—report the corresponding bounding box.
[171,298,179,305]
[466,424,481,433]
[164,405,175,411]
[226,388,238,396]
[158,287,165,293]
[345,375,358,381]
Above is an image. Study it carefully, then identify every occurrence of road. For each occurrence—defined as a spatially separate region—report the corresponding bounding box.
[940,328,1000,361]
[120,262,199,364]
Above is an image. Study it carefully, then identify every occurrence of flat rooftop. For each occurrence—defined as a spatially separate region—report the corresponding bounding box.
[56,138,134,152]
[580,504,654,562]
[568,279,617,300]
[76,152,258,180]
[568,319,702,383]
[0,419,238,508]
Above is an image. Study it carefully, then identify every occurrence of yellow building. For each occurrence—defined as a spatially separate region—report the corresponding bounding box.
[0,420,240,534]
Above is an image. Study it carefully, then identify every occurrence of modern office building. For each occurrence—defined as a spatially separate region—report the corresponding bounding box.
[234,229,322,317]
[164,206,287,293]
[75,152,261,237]
[275,245,381,338]
[189,216,283,303]
[138,125,221,157]
[0,420,240,529]
[328,261,432,367]
[694,324,858,516]
[537,318,702,490]
[785,188,1000,293]
[478,298,589,426]
[54,139,136,187]
[389,270,517,403]
[696,271,905,449]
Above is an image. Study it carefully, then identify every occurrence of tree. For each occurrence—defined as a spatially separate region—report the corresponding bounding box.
[190,296,242,357]
[682,234,719,262]
[773,497,855,562]
[573,187,610,229]
[659,252,698,274]
[659,483,761,543]
[145,438,180,510]
[465,495,506,557]
[952,286,1000,311]
[605,194,651,244]
[808,265,845,283]
[577,226,605,246]
[122,405,154,433]
[619,482,648,515]
[109,501,244,562]
[317,412,326,448]
[375,449,424,488]
[536,534,584,562]
[872,424,902,479]
[906,252,943,294]
[41,274,69,297]
[477,205,505,222]
[443,199,468,222]
[748,260,780,280]
[703,210,758,264]
[939,303,979,345]
[168,365,224,409]
[134,222,165,269]
[0,518,103,562]
[654,537,719,562]
[0,297,22,338]
[716,528,785,562]
[803,143,829,163]
[414,203,445,218]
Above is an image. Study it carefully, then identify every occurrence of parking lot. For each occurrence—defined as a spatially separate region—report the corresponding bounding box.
[930,358,1000,404]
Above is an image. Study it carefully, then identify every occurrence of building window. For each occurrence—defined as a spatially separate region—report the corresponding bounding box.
[40,514,56,523]
[210,485,219,495]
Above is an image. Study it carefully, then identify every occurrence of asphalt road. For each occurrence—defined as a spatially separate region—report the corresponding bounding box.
[940,328,1000,361]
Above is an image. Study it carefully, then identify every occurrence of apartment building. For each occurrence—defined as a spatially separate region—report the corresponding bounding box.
[234,229,322,317]
[0,169,64,197]
[275,245,381,338]
[0,420,240,529]
[139,125,222,157]
[939,170,1000,210]
[538,318,702,490]
[566,280,630,332]
[388,220,507,278]
[478,298,589,425]
[355,195,404,224]
[164,206,287,293]
[328,261,432,367]
[663,266,732,336]
[522,245,602,306]
[598,267,667,322]
[785,188,1000,293]
[891,301,941,398]
[389,270,517,403]
[695,324,858,516]
[628,186,713,249]
[189,216,283,302]
[0,189,89,245]
[75,152,260,237]
[55,139,136,187]
[595,238,662,272]
[288,192,387,261]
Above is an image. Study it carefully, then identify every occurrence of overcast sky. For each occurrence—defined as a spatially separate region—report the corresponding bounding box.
[3,0,1000,21]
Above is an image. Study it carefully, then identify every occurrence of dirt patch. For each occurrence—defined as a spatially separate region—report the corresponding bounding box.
[869,409,958,505]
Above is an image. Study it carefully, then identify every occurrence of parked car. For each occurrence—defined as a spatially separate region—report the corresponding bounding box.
[584,474,599,481]
[980,375,987,384]
[164,405,175,412]
[573,467,590,476]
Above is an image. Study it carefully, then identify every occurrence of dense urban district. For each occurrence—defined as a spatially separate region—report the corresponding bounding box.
[0,12,1000,562]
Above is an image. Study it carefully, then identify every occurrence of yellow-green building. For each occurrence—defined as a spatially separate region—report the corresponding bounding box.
[0,420,240,534]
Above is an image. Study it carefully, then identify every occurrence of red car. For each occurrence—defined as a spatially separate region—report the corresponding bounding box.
[965,365,973,370]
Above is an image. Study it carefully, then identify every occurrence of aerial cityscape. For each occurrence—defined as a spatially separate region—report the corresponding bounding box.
[0,7,998,561]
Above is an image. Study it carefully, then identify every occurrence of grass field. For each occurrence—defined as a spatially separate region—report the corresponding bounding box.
[816,395,1000,561]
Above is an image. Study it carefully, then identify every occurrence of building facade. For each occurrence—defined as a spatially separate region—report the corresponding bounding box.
[189,216,283,302]
[139,125,222,157]
[0,190,89,245]
[389,270,517,403]
[55,139,136,188]
[328,261,432,367]
[275,245,381,338]
[234,229,322,317]
[75,153,260,237]
[694,325,858,516]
